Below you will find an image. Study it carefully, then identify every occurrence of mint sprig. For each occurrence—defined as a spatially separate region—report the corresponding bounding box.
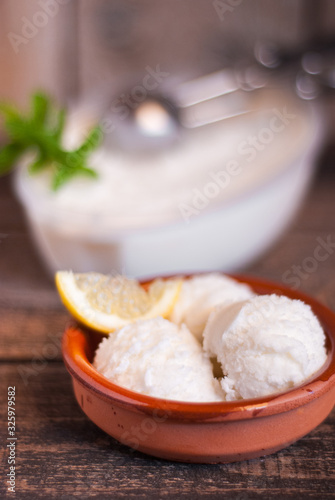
[0,92,101,190]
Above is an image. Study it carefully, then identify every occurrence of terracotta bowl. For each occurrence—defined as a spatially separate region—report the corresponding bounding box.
[62,274,335,463]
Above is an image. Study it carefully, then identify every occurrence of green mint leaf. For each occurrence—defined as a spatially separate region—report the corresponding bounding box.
[53,108,66,142]
[0,143,23,175]
[51,162,99,191]
[62,151,82,170]
[5,118,34,145]
[31,92,49,127]
[51,164,75,191]
[75,126,102,156]
[76,165,99,178]
[28,154,49,174]
[0,103,21,122]
[0,92,102,190]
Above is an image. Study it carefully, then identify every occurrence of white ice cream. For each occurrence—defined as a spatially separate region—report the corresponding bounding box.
[203,294,328,400]
[93,316,224,402]
[169,273,254,341]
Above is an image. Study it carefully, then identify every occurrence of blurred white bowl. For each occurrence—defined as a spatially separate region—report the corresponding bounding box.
[14,87,323,277]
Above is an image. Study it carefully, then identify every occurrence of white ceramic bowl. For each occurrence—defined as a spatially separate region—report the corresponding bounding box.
[14,88,323,277]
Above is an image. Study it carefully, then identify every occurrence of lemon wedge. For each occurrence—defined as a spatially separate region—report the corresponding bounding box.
[55,271,182,333]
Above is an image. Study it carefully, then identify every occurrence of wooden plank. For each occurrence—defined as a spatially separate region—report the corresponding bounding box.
[1,121,335,499]
[0,307,69,360]
[3,229,335,303]
[0,232,54,299]
[0,363,334,499]
[0,200,26,231]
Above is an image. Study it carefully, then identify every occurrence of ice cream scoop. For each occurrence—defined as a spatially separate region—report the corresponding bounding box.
[203,294,328,400]
[93,316,224,402]
[169,273,254,342]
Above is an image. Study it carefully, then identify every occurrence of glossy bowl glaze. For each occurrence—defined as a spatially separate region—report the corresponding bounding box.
[62,275,335,463]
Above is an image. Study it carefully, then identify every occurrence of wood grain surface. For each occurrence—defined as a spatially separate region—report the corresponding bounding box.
[0,159,334,499]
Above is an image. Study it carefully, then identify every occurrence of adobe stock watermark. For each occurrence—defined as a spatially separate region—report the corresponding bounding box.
[100,65,170,135]
[7,0,71,55]
[17,331,61,386]
[282,235,335,290]
[213,0,244,21]
[7,386,17,494]
[178,107,296,223]
[243,293,285,329]
[237,107,296,162]
[119,408,171,452]
[67,64,169,149]
[178,160,242,223]
[47,64,169,172]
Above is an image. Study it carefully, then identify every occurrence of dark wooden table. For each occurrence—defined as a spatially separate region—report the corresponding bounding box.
[1,153,334,499]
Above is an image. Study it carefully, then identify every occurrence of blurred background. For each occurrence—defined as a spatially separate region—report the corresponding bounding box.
[0,0,335,280]
[1,0,335,107]
[1,4,334,491]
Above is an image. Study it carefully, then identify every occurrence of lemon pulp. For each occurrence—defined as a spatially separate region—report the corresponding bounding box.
[56,271,182,333]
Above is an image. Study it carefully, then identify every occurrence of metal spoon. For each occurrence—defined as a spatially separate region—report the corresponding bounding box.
[106,68,267,152]
[105,39,335,152]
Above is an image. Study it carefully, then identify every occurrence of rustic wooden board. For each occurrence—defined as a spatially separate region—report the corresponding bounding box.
[1,165,335,498]
[0,307,69,360]
[0,363,334,499]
